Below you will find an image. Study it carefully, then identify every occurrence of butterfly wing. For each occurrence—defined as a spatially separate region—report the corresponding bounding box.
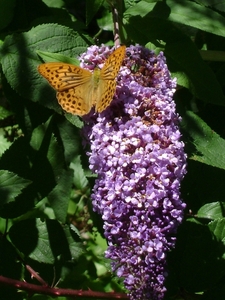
[96,46,126,113]
[38,62,94,115]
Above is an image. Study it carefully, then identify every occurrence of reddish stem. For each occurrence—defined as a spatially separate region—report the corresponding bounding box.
[0,275,129,299]
[25,265,48,287]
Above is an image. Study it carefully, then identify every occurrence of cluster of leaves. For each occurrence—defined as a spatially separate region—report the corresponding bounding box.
[0,0,225,299]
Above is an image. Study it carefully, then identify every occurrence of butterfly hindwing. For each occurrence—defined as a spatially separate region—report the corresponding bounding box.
[57,85,91,115]
[96,78,116,113]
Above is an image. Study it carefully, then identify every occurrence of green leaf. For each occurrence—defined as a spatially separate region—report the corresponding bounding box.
[9,219,54,263]
[0,24,92,111]
[124,3,225,106]
[0,130,11,156]
[196,0,225,12]
[169,221,225,292]
[97,9,113,31]
[9,219,83,263]
[29,116,65,196]
[63,224,84,260]
[9,219,40,258]
[86,0,105,25]
[36,50,80,65]
[57,118,82,163]
[70,155,88,190]
[64,113,84,128]
[0,137,31,179]
[47,169,73,223]
[126,0,225,37]
[0,170,31,207]
[172,71,190,89]
[168,0,225,37]
[42,0,65,8]
[0,106,13,120]
[124,0,155,18]
[208,219,225,244]
[182,111,225,169]
[2,73,54,134]
[197,202,225,220]
[165,38,225,106]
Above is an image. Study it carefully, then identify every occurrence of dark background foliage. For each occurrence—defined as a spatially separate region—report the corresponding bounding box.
[0,0,225,299]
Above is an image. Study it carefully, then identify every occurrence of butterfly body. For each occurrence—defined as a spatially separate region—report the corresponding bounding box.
[38,46,126,116]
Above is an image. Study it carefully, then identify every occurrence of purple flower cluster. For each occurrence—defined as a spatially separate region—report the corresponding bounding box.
[80,45,187,300]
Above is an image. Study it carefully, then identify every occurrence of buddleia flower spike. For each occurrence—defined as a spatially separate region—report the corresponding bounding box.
[81,44,187,300]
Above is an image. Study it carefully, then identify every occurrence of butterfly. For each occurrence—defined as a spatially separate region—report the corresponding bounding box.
[38,46,126,116]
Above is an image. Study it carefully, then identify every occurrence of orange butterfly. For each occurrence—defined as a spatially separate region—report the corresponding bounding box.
[38,46,126,116]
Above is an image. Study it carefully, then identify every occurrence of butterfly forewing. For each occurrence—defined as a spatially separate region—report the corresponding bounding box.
[100,45,126,80]
[96,46,126,112]
[38,63,92,91]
